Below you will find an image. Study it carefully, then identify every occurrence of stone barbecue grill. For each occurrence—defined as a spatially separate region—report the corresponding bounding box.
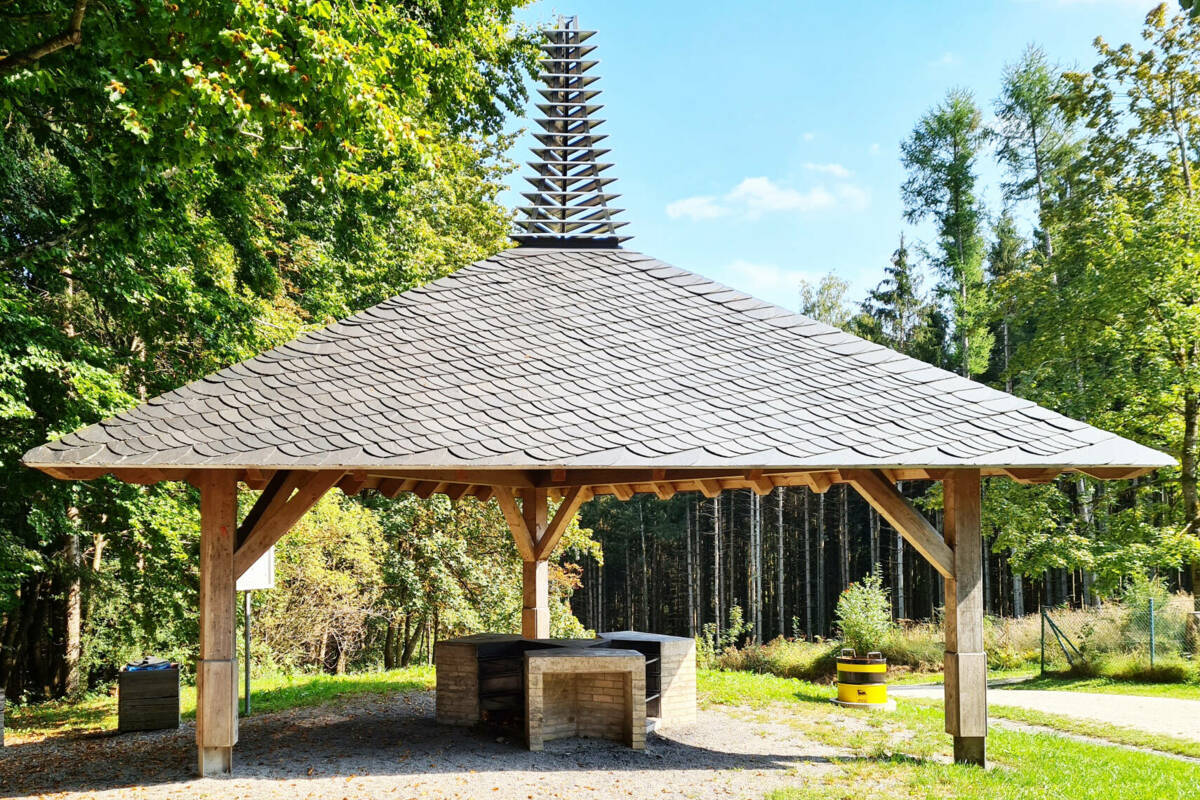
[435,632,696,750]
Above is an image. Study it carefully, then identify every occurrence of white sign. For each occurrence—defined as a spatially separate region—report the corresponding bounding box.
[236,546,275,591]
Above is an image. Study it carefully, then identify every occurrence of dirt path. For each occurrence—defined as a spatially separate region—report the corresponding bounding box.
[0,692,842,799]
[891,683,1200,741]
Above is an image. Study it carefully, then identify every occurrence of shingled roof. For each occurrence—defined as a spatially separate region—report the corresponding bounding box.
[23,247,1173,475]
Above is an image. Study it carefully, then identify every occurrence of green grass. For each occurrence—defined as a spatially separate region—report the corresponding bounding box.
[986,703,1200,759]
[695,669,1200,800]
[4,666,434,742]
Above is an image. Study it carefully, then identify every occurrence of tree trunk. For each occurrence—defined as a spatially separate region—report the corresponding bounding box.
[776,487,785,639]
[640,502,650,631]
[838,486,850,591]
[63,511,82,695]
[1012,556,1025,618]
[713,496,722,640]
[817,493,826,636]
[384,619,396,670]
[1183,390,1199,610]
[803,491,812,638]
[686,500,695,637]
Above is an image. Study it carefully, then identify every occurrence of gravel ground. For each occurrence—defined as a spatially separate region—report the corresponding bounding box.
[0,692,842,799]
[890,684,1200,741]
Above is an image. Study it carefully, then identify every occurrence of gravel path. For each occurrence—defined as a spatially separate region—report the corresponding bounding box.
[891,683,1200,741]
[0,692,842,799]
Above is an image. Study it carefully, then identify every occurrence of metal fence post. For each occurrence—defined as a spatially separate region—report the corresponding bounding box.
[1149,596,1156,669]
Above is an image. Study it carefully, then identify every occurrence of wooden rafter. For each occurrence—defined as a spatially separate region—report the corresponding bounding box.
[233,470,344,578]
[841,468,953,579]
[533,486,588,560]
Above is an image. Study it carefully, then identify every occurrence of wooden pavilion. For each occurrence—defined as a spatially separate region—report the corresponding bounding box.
[23,17,1173,778]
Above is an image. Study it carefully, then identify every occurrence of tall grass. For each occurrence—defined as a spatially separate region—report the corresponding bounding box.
[705,602,1200,683]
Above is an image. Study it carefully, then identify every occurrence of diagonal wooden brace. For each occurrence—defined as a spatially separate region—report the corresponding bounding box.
[841,468,954,579]
[233,470,344,578]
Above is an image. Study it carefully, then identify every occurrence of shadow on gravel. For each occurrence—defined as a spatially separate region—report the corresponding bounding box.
[0,692,903,797]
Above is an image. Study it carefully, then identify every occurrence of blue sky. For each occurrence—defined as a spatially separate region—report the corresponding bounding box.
[499,0,1163,310]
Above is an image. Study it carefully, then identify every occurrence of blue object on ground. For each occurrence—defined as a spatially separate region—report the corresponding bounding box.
[125,657,172,671]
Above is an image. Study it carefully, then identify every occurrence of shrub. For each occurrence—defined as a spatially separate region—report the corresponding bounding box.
[834,571,896,656]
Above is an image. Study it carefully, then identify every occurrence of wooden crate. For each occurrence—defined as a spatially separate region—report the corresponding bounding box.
[118,666,180,733]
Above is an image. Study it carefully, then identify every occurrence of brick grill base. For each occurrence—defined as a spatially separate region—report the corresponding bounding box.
[525,649,645,751]
[434,631,695,750]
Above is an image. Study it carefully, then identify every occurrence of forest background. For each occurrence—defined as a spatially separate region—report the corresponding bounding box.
[1,2,1198,700]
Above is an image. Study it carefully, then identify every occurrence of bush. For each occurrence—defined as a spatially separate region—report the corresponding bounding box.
[834,571,895,656]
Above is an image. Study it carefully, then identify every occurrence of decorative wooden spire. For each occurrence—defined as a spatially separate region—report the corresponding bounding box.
[512,16,630,247]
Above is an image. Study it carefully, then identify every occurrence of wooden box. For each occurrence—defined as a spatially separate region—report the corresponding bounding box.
[118,666,180,733]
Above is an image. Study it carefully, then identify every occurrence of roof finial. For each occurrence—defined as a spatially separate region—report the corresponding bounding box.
[512,17,630,248]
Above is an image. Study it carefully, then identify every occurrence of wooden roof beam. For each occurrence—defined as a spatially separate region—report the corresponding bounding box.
[1002,468,1061,485]
[234,470,344,578]
[842,469,953,579]
[534,486,589,560]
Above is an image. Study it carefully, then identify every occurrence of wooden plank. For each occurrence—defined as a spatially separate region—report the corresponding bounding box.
[806,471,835,494]
[652,483,676,500]
[943,469,986,764]
[1002,467,1061,485]
[233,470,343,578]
[378,478,416,498]
[445,483,470,503]
[534,486,587,560]
[610,483,634,501]
[842,469,953,579]
[697,479,722,499]
[1077,466,1151,481]
[197,471,238,775]
[235,471,291,550]
[748,470,775,496]
[494,487,536,561]
[368,468,535,488]
[337,471,369,496]
[412,481,439,500]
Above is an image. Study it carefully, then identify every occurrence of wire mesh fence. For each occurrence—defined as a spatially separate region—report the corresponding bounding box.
[1040,594,1197,674]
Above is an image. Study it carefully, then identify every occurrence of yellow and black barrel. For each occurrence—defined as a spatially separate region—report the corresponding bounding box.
[834,649,890,709]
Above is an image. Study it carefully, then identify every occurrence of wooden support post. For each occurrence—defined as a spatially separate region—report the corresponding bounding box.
[196,472,238,776]
[521,488,550,639]
[943,469,986,766]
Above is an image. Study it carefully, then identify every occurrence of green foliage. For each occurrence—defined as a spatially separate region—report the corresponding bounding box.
[0,0,537,698]
[834,571,896,656]
[901,87,994,378]
[697,604,755,667]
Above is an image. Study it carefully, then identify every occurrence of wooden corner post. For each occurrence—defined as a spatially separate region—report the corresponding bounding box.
[496,486,588,639]
[520,488,550,639]
[197,471,239,776]
[943,469,986,766]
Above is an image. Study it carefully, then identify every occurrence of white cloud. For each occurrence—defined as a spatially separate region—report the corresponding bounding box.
[802,131,816,141]
[802,162,853,179]
[665,175,869,221]
[665,195,727,220]
[929,51,958,67]
[726,259,816,298]
[869,142,881,155]
[728,177,837,214]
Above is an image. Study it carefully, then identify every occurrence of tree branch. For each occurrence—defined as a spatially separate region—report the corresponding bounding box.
[0,0,88,76]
